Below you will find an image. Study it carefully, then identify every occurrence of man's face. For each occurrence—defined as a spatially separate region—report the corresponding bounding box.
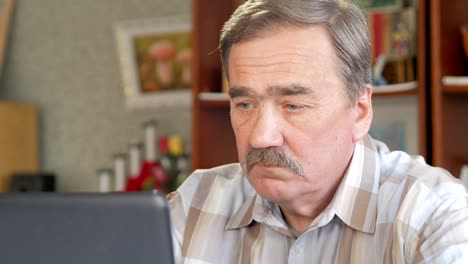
[228,25,371,204]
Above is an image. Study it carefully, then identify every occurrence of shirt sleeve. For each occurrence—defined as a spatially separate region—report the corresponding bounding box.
[168,191,185,264]
[392,177,468,263]
[411,195,468,263]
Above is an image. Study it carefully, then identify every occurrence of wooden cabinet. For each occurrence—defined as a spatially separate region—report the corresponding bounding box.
[429,0,468,176]
[191,0,429,170]
[191,0,239,169]
[0,102,39,192]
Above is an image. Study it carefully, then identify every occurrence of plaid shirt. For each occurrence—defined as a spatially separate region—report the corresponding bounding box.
[168,135,468,263]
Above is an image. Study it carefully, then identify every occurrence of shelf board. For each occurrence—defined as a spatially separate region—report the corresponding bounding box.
[199,92,230,107]
[441,76,468,93]
[373,81,418,96]
[443,85,468,93]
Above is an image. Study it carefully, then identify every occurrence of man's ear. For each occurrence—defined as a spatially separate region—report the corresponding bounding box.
[352,84,373,143]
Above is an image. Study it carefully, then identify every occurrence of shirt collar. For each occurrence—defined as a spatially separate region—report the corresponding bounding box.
[226,135,380,234]
[225,195,257,230]
[226,194,292,236]
[328,135,379,234]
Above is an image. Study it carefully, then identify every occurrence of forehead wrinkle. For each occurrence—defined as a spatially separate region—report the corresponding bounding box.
[233,51,333,79]
[237,69,303,77]
[232,49,314,66]
[233,60,306,71]
[234,42,329,58]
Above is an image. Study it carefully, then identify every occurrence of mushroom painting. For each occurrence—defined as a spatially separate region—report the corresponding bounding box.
[176,49,192,86]
[133,31,191,92]
[149,40,177,87]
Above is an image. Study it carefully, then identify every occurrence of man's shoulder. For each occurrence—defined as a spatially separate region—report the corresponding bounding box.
[182,163,249,193]
[377,148,466,199]
[169,163,255,216]
[376,147,467,226]
[374,148,468,262]
[190,163,245,181]
[168,164,256,262]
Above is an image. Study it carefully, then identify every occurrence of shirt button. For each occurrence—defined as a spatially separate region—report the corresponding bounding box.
[295,246,304,254]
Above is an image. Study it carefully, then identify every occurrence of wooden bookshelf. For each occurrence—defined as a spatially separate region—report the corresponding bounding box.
[191,0,429,170]
[429,0,468,176]
[191,0,239,169]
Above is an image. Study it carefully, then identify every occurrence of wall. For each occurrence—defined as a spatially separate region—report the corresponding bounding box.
[372,96,419,155]
[0,0,191,191]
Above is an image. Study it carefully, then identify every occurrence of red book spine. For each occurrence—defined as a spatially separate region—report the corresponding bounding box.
[372,12,384,61]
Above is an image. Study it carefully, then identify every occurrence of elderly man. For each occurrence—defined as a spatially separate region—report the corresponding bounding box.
[168,0,468,263]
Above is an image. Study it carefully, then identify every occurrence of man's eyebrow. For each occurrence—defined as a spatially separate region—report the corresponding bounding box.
[228,86,257,99]
[267,85,313,96]
[228,84,313,99]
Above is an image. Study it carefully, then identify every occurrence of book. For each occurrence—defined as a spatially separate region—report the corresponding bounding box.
[367,7,417,84]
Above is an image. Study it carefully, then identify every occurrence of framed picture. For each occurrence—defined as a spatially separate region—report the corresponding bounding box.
[114,16,192,110]
[0,0,15,77]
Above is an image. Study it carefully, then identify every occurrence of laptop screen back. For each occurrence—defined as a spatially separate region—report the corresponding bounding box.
[0,191,174,264]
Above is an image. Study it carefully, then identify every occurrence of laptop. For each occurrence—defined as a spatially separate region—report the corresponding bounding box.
[0,191,174,264]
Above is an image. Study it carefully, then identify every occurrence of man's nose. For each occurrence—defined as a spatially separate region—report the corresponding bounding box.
[249,106,283,149]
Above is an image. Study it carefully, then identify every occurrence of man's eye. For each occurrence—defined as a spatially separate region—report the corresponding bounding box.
[285,104,304,111]
[236,102,252,110]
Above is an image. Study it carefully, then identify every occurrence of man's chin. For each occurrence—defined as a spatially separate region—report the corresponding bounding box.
[247,177,294,204]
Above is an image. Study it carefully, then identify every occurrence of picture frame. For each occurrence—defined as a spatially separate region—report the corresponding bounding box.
[0,0,15,77]
[114,16,192,110]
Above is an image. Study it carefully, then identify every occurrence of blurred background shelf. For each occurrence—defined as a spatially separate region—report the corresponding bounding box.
[373,81,418,96]
[429,0,468,176]
[441,76,468,93]
[443,85,468,94]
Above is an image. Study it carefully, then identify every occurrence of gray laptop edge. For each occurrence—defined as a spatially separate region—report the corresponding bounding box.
[0,191,174,264]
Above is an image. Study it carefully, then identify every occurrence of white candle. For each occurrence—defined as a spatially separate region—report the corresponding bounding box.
[144,120,159,161]
[129,141,143,176]
[97,168,112,193]
[113,154,126,191]
[461,165,468,188]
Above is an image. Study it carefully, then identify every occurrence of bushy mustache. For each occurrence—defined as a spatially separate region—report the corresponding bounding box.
[246,147,305,176]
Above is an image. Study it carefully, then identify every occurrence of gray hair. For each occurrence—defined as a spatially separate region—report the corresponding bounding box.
[220,0,371,104]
